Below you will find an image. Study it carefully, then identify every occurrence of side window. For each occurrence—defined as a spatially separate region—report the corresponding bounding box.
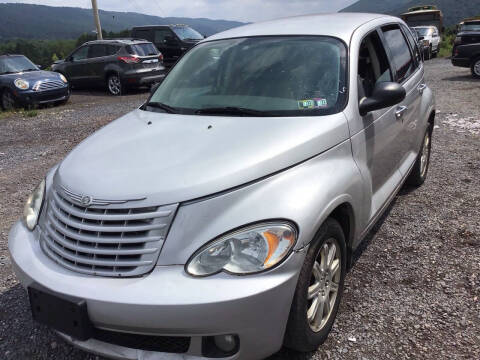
[401,24,422,66]
[106,45,120,56]
[134,30,152,42]
[382,25,415,83]
[154,29,174,44]
[71,46,88,61]
[88,44,107,59]
[358,30,393,99]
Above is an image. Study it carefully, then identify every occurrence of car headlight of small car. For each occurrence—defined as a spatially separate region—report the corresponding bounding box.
[23,179,45,231]
[14,79,29,90]
[59,74,68,83]
[186,222,297,276]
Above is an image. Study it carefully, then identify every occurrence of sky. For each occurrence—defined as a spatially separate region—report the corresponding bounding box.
[0,0,358,22]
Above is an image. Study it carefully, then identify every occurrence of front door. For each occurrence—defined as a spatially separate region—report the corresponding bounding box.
[65,45,90,86]
[381,24,424,177]
[349,29,405,220]
[153,28,181,66]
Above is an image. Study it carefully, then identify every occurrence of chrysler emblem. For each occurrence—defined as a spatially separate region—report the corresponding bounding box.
[81,195,93,206]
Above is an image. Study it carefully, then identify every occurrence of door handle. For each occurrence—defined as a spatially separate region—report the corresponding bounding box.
[417,83,427,93]
[395,105,408,119]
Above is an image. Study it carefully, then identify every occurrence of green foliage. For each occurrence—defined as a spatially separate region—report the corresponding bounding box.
[439,27,457,58]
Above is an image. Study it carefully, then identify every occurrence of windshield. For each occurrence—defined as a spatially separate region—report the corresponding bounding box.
[0,56,38,75]
[460,22,480,32]
[415,28,432,36]
[171,26,204,40]
[148,36,347,116]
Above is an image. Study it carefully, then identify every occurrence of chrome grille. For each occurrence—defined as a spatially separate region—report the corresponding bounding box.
[33,80,65,91]
[40,188,177,277]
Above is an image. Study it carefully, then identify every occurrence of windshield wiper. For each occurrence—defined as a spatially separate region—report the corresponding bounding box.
[145,101,178,114]
[195,106,270,117]
[23,68,38,72]
[0,71,19,75]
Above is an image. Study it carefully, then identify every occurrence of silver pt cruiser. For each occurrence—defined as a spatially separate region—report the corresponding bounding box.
[9,13,435,360]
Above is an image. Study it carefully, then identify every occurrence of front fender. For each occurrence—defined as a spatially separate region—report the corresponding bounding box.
[156,139,365,266]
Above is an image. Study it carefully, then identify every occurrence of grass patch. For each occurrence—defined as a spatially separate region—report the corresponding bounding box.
[22,109,38,117]
[438,33,455,58]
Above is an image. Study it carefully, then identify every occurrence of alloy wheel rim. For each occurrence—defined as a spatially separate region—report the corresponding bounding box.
[2,91,15,110]
[420,131,430,178]
[474,61,480,76]
[307,238,341,332]
[108,76,121,95]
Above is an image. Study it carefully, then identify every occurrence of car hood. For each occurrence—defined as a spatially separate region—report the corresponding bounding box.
[55,109,349,205]
[0,70,62,82]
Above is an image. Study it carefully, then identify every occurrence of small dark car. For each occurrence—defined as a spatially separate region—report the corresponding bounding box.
[51,39,165,95]
[452,24,480,78]
[131,25,204,67]
[0,54,69,110]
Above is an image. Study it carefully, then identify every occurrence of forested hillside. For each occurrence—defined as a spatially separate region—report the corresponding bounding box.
[0,3,245,40]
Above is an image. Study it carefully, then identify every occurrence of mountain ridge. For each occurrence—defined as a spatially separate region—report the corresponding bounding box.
[0,3,246,40]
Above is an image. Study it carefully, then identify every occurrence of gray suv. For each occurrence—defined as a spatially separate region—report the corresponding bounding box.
[51,39,166,95]
[9,13,435,360]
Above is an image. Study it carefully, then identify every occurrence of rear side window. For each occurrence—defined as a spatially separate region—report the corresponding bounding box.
[133,29,152,42]
[382,26,415,83]
[154,29,174,43]
[88,44,107,58]
[106,45,121,56]
[127,43,159,56]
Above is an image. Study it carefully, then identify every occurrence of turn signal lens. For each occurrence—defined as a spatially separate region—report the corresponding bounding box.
[186,222,297,276]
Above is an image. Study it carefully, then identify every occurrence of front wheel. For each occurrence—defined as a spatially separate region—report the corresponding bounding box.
[1,89,18,111]
[107,74,123,96]
[471,58,480,79]
[284,218,346,352]
[407,126,432,187]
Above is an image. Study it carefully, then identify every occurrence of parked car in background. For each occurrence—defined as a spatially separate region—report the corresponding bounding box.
[401,5,444,32]
[51,39,165,95]
[0,54,69,110]
[132,25,204,67]
[413,26,441,59]
[457,18,480,32]
[9,13,435,360]
[410,27,426,60]
[452,27,480,78]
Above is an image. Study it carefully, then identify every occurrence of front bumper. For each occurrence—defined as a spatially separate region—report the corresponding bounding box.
[16,86,70,106]
[8,221,304,360]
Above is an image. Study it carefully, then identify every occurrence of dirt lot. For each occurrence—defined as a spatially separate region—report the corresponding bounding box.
[1,58,479,360]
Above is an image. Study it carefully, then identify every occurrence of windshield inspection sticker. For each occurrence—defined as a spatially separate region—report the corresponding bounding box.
[298,98,328,110]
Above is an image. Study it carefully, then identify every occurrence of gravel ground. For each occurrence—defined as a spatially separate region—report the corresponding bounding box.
[1,59,479,360]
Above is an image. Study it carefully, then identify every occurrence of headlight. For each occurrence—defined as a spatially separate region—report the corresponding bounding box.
[186,222,297,276]
[59,74,68,83]
[423,40,430,46]
[23,179,45,231]
[14,79,29,90]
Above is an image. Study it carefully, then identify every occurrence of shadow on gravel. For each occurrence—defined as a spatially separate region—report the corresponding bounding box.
[71,88,150,97]
[442,75,478,83]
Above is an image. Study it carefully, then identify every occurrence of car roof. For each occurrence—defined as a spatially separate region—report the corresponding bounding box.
[84,39,152,46]
[207,13,398,43]
[0,54,25,58]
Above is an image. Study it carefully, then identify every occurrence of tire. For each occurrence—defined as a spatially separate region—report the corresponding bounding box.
[107,74,123,96]
[406,125,432,187]
[284,218,346,352]
[1,88,18,111]
[471,58,480,79]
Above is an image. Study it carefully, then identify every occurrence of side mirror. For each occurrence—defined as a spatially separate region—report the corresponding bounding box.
[163,36,177,45]
[359,82,406,116]
[150,82,161,94]
[418,36,425,41]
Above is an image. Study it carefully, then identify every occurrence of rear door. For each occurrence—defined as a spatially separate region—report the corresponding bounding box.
[381,24,424,177]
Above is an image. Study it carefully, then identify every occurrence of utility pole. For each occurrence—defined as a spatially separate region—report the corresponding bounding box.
[91,0,103,40]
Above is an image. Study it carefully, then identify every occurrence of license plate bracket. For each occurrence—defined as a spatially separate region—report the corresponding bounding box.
[28,286,93,341]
